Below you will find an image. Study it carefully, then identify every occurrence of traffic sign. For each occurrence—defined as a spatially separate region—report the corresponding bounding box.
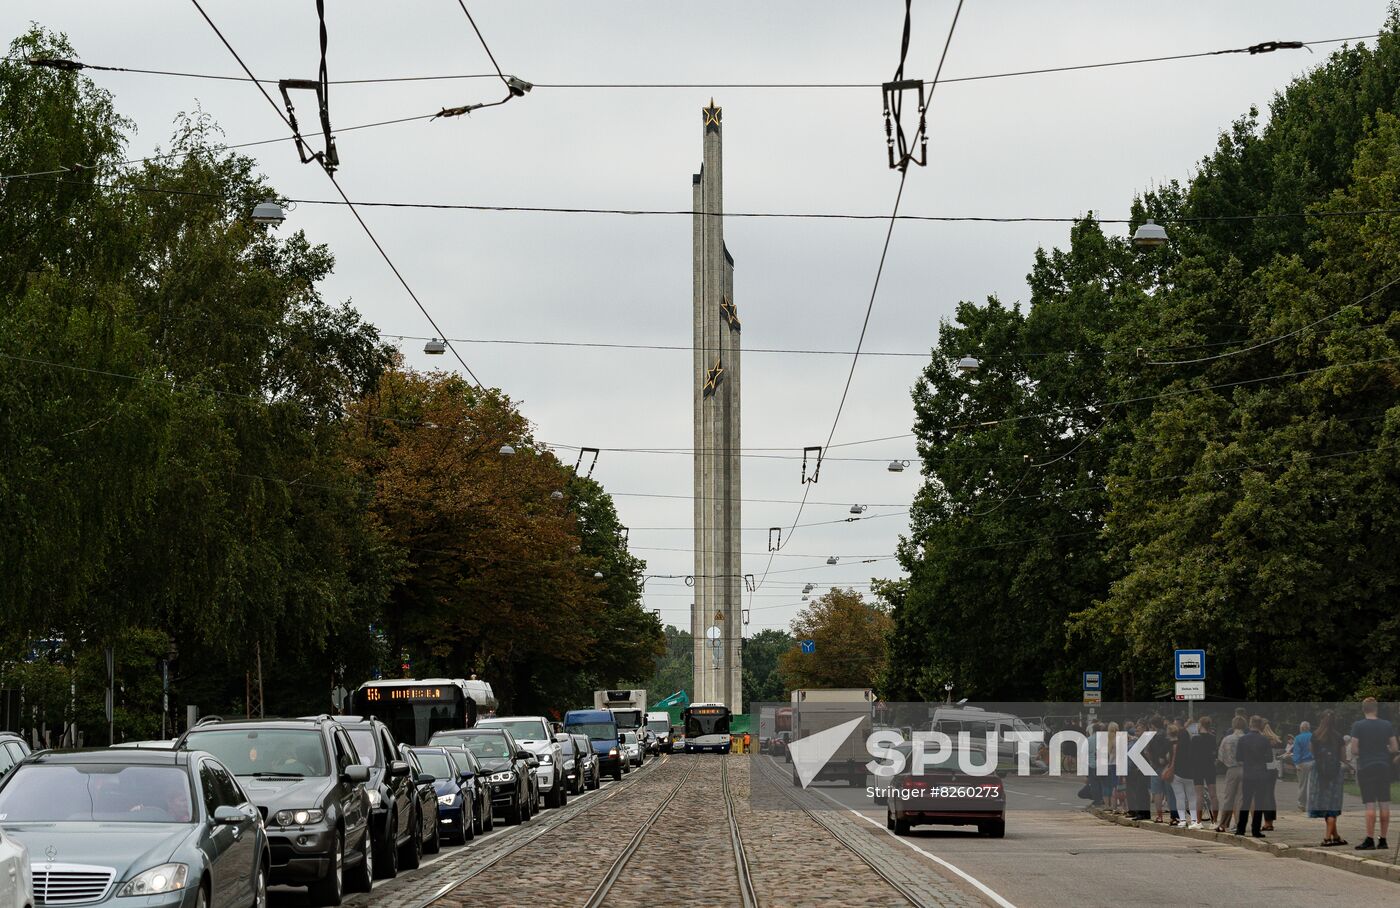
[1082,671,1102,692]
[1175,680,1205,701]
[1082,690,1102,705]
[1174,649,1206,681]
[800,639,816,654]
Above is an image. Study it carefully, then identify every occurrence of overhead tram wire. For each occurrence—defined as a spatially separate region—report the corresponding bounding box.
[15,169,1400,230]
[754,0,965,597]
[23,33,1365,89]
[184,0,484,388]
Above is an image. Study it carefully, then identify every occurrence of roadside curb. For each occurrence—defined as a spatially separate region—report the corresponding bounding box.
[1089,808,1400,884]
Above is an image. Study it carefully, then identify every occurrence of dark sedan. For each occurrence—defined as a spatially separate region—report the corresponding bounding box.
[429,729,532,825]
[880,744,1006,838]
[439,745,493,835]
[404,747,473,845]
[0,748,269,907]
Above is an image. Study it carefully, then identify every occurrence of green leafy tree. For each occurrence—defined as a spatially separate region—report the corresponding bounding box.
[778,589,890,691]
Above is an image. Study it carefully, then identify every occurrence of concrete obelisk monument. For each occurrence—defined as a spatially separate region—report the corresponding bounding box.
[692,99,743,713]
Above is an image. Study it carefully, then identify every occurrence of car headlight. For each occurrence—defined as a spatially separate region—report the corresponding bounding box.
[538,753,552,765]
[273,808,325,827]
[608,748,618,756]
[117,863,188,897]
[437,793,457,806]
[565,759,576,770]
[488,771,515,783]
[366,790,383,808]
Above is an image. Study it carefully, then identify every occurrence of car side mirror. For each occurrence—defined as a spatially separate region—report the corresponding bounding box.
[618,735,626,744]
[516,749,532,760]
[459,771,475,781]
[343,764,370,784]
[388,760,411,778]
[416,773,436,785]
[212,805,244,825]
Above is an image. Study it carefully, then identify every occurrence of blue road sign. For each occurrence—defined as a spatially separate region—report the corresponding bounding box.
[800,639,816,654]
[1174,649,1206,681]
[1082,671,1103,692]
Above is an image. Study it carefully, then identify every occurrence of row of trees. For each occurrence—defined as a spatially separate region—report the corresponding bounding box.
[887,14,1400,703]
[0,27,659,743]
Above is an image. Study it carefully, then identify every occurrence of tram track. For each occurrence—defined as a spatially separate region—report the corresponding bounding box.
[581,758,697,908]
[411,755,666,908]
[722,757,760,908]
[752,752,934,908]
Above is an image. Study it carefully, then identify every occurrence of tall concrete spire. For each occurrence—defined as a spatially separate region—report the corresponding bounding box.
[692,99,742,713]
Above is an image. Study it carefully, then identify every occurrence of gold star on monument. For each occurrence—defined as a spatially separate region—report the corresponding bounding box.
[703,98,722,127]
[703,358,724,395]
[720,297,741,331]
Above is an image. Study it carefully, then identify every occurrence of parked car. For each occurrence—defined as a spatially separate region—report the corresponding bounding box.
[562,733,599,793]
[0,733,30,781]
[178,716,373,904]
[110,740,176,749]
[475,716,568,808]
[0,747,271,907]
[429,728,533,825]
[438,745,493,835]
[564,709,625,781]
[621,730,644,767]
[0,825,33,908]
[404,746,474,845]
[396,748,441,856]
[324,716,430,879]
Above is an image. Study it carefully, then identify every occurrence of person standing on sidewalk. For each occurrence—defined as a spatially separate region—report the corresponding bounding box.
[1147,715,1172,823]
[1167,722,1200,828]
[1234,716,1272,838]
[1260,718,1282,831]
[1191,716,1219,825]
[1292,721,1314,813]
[1309,710,1345,847]
[1349,697,1397,851]
[1216,715,1246,833]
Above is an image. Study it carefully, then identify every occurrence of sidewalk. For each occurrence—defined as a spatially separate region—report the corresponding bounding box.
[1091,777,1400,884]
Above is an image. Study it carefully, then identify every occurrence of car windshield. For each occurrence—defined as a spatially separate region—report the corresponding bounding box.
[446,749,477,774]
[479,719,548,741]
[567,723,616,740]
[451,735,511,760]
[558,738,577,756]
[344,728,378,767]
[405,751,449,777]
[646,720,669,732]
[0,764,194,823]
[182,728,329,777]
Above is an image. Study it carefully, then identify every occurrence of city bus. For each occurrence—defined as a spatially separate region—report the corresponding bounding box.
[682,702,732,753]
[351,678,496,746]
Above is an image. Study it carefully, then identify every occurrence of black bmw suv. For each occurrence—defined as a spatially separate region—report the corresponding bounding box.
[178,716,373,905]
[324,716,437,879]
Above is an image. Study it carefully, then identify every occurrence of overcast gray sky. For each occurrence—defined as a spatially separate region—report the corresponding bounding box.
[5,1,1390,633]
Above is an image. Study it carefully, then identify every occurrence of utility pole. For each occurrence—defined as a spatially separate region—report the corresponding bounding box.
[245,642,265,719]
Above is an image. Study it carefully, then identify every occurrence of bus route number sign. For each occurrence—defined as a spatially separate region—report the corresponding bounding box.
[363,686,446,702]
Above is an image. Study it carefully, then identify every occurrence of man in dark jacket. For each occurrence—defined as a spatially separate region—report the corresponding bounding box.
[1234,715,1273,838]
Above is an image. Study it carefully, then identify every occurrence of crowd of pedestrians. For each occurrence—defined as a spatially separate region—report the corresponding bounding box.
[1084,698,1398,851]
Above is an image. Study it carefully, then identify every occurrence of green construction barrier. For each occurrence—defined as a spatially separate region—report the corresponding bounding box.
[729,713,751,735]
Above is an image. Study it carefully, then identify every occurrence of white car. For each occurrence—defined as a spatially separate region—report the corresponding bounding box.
[0,826,34,908]
[621,731,644,766]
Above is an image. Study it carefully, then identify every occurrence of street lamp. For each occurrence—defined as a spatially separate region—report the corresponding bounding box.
[423,338,446,355]
[593,571,604,580]
[550,490,564,501]
[1132,218,1168,248]
[826,556,838,565]
[498,444,516,456]
[849,504,867,515]
[251,200,286,226]
[887,459,908,473]
[956,356,980,375]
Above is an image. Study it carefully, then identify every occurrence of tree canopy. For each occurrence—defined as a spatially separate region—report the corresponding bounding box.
[888,14,1400,703]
